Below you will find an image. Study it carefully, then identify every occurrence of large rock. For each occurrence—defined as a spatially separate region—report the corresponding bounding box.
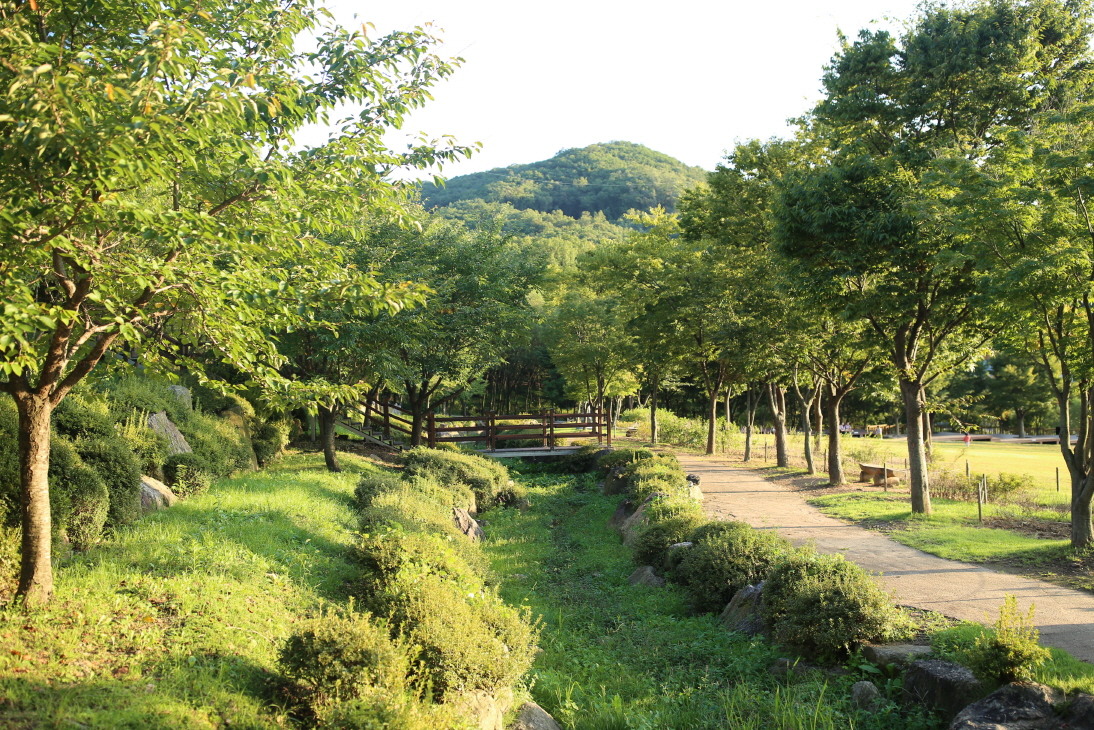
[619,493,668,546]
[862,643,934,669]
[628,566,665,588]
[607,499,636,531]
[509,701,562,730]
[903,660,985,721]
[949,682,1060,730]
[139,475,177,513]
[147,411,192,455]
[219,406,259,470]
[718,582,766,636]
[852,680,881,709]
[1062,693,1094,730]
[166,385,192,411]
[453,508,485,541]
[603,466,628,496]
[453,688,513,730]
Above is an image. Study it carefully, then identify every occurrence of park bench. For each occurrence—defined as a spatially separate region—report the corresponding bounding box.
[625,426,638,437]
[858,463,899,486]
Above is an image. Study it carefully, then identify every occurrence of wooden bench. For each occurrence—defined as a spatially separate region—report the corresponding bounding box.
[625,427,638,438]
[858,463,899,486]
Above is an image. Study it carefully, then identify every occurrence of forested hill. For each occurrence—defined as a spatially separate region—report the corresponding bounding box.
[419,141,709,220]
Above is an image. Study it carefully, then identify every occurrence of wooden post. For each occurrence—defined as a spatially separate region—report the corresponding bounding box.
[606,403,613,447]
[596,404,603,445]
[883,459,888,492]
[541,410,548,448]
[823,450,828,473]
[427,411,436,449]
[978,475,985,522]
[1057,466,1060,493]
[488,412,496,452]
[383,400,391,438]
[549,409,556,451]
[764,441,768,462]
[965,460,970,480]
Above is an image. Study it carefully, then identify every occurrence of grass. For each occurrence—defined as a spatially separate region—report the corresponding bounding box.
[0,451,382,728]
[481,460,941,730]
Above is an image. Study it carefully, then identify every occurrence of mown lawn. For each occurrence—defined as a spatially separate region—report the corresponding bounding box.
[0,451,382,728]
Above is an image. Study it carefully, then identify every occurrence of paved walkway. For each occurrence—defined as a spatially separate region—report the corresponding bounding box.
[677,452,1094,664]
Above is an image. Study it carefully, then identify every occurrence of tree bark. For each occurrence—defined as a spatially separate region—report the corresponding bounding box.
[14,391,54,606]
[650,384,659,445]
[743,387,756,461]
[900,378,933,514]
[825,390,846,486]
[1016,409,1027,439]
[767,383,789,468]
[706,389,719,455]
[317,405,341,472]
[813,394,824,454]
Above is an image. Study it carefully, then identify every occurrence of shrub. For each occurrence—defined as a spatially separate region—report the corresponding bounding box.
[375,574,537,700]
[632,514,707,570]
[643,495,704,525]
[402,447,510,509]
[969,595,1050,682]
[674,521,792,614]
[595,447,654,473]
[76,436,143,527]
[184,411,254,476]
[763,551,909,661]
[356,529,485,596]
[164,453,214,498]
[117,409,169,477]
[318,694,463,730]
[279,610,412,706]
[52,392,115,441]
[354,473,405,512]
[252,417,291,466]
[563,444,606,473]
[47,437,110,549]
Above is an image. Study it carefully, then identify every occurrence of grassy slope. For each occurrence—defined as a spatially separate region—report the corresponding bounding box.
[0,452,381,729]
[483,462,939,730]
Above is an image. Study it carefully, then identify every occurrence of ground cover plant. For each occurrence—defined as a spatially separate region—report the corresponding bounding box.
[0,452,379,726]
[483,460,942,729]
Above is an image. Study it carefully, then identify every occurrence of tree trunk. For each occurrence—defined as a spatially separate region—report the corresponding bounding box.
[813,394,824,454]
[801,398,815,475]
[706,388,718,455]
[1073,474,1094,547]
[1016,410,1027,439]
[743,388,755,461]
[825,391,846,486]
[767,383,789,468]
[921,387,933,458]
[317,405,341,473]
[900,378,933,515]
[724,389,732,430]
[650,386,659,445]
[14,391,54,607]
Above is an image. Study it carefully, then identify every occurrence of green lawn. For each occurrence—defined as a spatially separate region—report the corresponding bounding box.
[0,451,381,728]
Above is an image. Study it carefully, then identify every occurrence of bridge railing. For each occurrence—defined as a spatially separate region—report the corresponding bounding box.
[428,410,608,451]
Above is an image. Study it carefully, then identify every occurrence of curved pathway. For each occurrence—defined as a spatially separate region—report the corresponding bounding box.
[676,452,1094,664]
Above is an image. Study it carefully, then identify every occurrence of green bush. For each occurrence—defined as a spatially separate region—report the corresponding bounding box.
[116,409,169,477]
[595,447,655,473]
[563,444,606,473]
[76,436,142,527]
[279,610,412,706]
[164,453,213,498]
[354,474,405,512]
[318,694,464,730]
[52,393,115,441]
[103,374,188,424]
[356,529,485,596]
[763,551,908,660]
[644,495,704,525]
[252,417,291,466]
[620,456,689,501]
[184,410,254,477]
[374,573,537,700]
[632,514,707,570]
[674,521,792,614]
[968,595,1050,682]
[402,447,510,509]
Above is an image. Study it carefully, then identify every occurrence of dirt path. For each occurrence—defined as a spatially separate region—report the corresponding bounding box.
[676,452,1094,664]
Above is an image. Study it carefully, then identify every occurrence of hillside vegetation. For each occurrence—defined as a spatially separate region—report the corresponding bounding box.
[420,141,708,220]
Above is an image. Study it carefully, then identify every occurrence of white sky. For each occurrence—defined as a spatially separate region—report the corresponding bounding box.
[310,0,924,177]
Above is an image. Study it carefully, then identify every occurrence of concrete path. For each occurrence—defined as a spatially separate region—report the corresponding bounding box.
[677,452,1094,664]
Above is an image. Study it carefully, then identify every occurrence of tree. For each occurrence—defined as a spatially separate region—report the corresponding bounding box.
[0,0,466,605]
[776,0,1092,514]
[359,216,542,444]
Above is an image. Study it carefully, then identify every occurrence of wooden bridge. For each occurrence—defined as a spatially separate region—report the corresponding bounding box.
[340,400,610,456]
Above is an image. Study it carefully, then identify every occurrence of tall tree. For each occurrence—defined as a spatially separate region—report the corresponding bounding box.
[776,0,1093,514]
[0,0,465,604]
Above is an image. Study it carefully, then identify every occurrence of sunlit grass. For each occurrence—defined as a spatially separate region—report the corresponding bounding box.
[0,451,381,728]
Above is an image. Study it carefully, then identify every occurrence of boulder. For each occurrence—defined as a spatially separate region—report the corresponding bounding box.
[166,385,192,411]
[509,701,563,730]
[862,643,934,669]
[139,475,177,513]
[668,541,693,550]
[603,466,628,495]
[686,473,701,487]
[607,499,636,531]
[628,566,665,588]
[219,406,259,469]
[1062,693,1094,730]
[147,411,192,455]
[949,682,1060,730]
[718,581,766,636]
[688,484,704,502]
[453,688,513,730]
[852,680,881,709]
[903,660,985,721]
[619,493,668,546]
[453,508,485,542]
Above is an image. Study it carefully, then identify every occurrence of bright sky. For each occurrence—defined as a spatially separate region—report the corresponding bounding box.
[313,0,924,177]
